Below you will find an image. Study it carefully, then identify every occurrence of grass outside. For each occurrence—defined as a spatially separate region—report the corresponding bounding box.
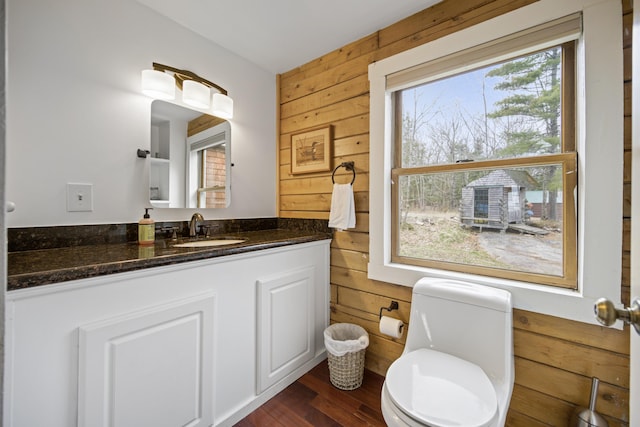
[398,210,563,275]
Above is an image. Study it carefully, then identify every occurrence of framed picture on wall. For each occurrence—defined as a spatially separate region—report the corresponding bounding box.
[291,125,332,174]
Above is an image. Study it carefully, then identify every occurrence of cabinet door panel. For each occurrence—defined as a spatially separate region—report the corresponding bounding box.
[78,293,215,427]
[256,267,314,393]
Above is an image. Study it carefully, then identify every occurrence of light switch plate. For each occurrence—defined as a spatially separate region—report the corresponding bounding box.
[67,183,93,212]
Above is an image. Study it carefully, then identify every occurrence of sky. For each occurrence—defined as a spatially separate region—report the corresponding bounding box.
[403,64,505,122]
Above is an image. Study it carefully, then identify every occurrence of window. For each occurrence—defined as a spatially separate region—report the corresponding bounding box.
[368,0,623,325]
[196,144,227,208]
[391,43,577,289]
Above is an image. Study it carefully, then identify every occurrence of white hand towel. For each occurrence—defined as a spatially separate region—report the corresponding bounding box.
[328,183,356,231]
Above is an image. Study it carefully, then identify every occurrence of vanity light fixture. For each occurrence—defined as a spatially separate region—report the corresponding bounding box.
[141,62,234,119]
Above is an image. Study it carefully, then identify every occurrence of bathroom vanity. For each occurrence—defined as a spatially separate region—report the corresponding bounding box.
[5,230,331,427]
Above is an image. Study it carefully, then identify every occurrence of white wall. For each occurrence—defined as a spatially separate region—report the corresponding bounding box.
[6,0,276,227]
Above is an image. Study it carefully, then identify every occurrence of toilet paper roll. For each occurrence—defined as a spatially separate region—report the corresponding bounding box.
[379,315,404,339]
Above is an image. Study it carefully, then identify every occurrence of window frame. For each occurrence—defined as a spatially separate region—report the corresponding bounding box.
[368,0,623,325]
[391,41,577,288]
[391,154,578,288]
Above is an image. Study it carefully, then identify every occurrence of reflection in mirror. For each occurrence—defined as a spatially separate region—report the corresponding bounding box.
[149,100,231,208]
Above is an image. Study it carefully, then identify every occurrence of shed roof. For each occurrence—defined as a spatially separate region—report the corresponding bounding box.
[465,169,538,188]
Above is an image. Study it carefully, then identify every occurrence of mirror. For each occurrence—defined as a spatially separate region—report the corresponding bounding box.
[149,100,231,208]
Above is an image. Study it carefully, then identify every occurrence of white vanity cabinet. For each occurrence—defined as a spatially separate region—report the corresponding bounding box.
[4,240,330,427]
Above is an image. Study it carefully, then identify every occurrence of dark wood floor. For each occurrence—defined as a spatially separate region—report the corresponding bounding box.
[234,360,386,427]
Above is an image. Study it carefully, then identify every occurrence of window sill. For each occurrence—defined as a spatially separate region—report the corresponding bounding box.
[368,261,621,327]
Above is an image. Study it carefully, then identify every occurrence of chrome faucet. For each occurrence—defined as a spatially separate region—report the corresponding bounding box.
[189,212,205,237]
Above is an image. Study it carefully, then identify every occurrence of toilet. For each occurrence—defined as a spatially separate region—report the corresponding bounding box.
[381,278,514,427]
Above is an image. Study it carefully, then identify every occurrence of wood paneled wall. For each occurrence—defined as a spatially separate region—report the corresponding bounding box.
[277,0,632,425]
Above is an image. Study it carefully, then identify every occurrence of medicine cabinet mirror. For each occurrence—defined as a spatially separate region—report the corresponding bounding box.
[149,100,231,209]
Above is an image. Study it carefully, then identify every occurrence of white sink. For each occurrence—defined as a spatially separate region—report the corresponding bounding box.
[173,239,247,248]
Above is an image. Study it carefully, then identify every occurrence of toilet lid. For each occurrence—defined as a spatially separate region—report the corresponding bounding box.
[386,349,498,427]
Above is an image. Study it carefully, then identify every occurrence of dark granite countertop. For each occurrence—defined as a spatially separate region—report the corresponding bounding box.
[8,229,331,291]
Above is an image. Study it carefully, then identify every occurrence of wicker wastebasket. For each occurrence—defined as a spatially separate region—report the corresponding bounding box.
[324,323,369,390]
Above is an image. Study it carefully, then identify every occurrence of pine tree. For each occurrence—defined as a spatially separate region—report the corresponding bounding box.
[486,47,562,219]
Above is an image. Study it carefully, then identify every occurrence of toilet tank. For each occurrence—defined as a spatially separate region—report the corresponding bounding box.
[404,278,513,385]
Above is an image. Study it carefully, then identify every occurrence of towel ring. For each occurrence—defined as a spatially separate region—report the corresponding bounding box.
[331,161,356,185]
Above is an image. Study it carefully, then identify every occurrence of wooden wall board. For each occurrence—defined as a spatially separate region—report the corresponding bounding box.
[280,116,370,151]
[330,267,413,301]
[513,309,629,353]
[375,0,538,62]
[624,183,632,217]
[336,287,411,323]
[508,383,576,426]
[280,75,370,120]
[279,135,369,172]
[278,210,329,220]
[624,219,631,251]
[333,134,369,158]
[279,34,379,85]
[187,114,226,137]
[514,329,629,387]
[515,357,629,422]
[330,232,370,254]
[279,152,369,182]
[279,170,369,194]
[377,0,510,47]
[280,95,370,135]
[504,411,549,427]
[330,248,370,272]
[331,309,407,346]
[280,55,372,104]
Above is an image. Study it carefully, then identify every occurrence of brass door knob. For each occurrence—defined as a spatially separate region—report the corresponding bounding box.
[594,298,640,335]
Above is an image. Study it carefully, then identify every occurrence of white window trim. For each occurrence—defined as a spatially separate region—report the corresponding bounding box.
[186,121,231,208]
[368,0,623,326]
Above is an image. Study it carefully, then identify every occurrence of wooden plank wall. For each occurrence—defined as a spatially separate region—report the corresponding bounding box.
[277,0,632,425]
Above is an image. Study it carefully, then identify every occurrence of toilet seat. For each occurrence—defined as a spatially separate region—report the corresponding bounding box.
[385,348,498,427]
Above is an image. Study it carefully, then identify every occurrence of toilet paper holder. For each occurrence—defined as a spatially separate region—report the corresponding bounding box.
[379,301,399,319]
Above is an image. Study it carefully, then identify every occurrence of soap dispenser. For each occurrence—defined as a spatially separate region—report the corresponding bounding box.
[138,208,155,246]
